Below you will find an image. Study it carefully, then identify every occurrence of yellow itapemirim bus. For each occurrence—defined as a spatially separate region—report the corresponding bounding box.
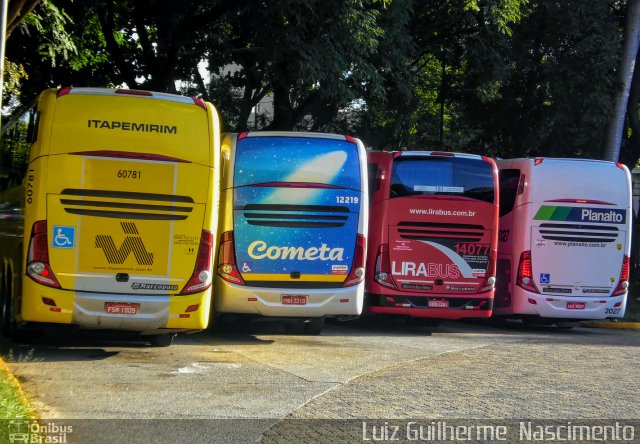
[0,87,220,346]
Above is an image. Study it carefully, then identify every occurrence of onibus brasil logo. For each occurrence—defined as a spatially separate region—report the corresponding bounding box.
[8,420,72,443]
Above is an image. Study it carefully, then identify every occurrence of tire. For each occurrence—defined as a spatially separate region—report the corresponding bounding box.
[148,333,175,347]
[303,317,324,335]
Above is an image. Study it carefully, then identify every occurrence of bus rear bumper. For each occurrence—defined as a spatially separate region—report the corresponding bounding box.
[366,293,493,319]
[367,305,492,319]
[214,279,364,317]
[20,279,210,332]
[508,291,627,319]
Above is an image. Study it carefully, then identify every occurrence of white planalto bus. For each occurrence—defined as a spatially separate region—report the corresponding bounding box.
[494,158,631,322]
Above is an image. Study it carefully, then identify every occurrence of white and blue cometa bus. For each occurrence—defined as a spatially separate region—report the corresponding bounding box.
[214,131,368,334]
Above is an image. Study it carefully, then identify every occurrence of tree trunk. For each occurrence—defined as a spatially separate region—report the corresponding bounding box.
[620,47,640,167]
[603,0,640,161]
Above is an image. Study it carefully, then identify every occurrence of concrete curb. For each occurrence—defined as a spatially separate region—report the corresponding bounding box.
[0,356,37,419]
[581,321,640,330]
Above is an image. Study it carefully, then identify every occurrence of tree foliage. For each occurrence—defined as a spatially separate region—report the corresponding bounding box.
[3,0,638,166]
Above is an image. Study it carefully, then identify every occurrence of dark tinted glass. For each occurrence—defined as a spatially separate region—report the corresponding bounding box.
[390,156,495,203]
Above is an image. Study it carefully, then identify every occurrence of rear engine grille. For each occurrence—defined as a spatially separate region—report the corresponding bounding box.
[60,189,193,220]
[243,204,349,228]
[538,223,619,243]
[397,221,484,242]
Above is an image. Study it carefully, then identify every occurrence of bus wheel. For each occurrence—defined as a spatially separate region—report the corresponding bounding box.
[149,334,175,347]
[303,318,325,335]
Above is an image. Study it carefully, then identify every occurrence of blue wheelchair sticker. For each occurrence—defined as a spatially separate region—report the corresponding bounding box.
[52,226,76,249]
[539,273,550,284]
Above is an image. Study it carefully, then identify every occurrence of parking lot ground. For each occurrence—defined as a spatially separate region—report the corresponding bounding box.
[1,318,638,443]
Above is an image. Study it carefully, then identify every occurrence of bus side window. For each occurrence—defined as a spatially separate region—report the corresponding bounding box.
[367,163,378,205]
[499,169,520,217]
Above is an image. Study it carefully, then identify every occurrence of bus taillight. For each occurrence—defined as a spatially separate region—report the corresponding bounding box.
[343,234,366,287]
[217,231,245,285]
[26,221,61,288]
[479,249,497,292]
[612,255,630,296]
[516,250,539,293]
[180,230,213,294]
[373,244,397,289]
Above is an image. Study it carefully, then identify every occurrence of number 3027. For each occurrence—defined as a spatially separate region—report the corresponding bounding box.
[336,196,359,204]
[117,170,141,179]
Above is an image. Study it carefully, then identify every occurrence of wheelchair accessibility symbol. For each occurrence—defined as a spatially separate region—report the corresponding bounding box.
[540,273,550,284]
[52,226,76,249]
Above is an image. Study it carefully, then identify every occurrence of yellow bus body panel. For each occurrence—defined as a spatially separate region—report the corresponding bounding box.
[10,88,221,333]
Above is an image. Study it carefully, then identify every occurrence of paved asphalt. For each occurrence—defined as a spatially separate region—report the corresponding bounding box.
[1,318,639,443]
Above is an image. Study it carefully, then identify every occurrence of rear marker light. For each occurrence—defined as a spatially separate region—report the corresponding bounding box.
[374,244,397,290]
[115,89,153,96]
[534,158,544,165]
[192,97,207,109]
[340,299,349,303]
[616,162,625,170]
[612,255,630,296]
[180,230,213,294]
[185,304,199,313]
[342,234,366,287]
[517,250,539,294]
[42,297,57,307]
[26,221,61,288]
[478,249,497,292]
[248,298,257,302]
[179,314,190,318]
[614,302,622,307]
[345,135,357,144]
[528,298,537,305]
[237,132,249,140]
[217,231,246,285]
[50,307,62,313]
[57,87,72,97]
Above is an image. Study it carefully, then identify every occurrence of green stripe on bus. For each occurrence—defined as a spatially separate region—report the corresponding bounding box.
[533,205,556,220]
[551,206,572,220]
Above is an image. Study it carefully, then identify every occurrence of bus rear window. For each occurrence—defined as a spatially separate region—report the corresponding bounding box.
[390,156,495,203]
[234,136,361,190]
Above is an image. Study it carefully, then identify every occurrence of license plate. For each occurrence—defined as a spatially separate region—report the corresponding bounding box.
[428,299,449,308]
[281,295,308,305]
[567,302,586,310]
[105,302,139,315]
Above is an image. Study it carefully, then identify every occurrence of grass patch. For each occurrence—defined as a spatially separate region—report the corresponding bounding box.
[0,360,35,442]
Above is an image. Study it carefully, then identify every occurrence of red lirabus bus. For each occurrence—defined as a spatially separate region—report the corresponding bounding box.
[365,151,498,320]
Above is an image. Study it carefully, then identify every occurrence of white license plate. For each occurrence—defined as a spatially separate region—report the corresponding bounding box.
[281,295,308,305]
[105,302,139,315]
[428,299,449,308]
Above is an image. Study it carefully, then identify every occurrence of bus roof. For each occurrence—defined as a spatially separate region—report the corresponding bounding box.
[57,87,205,107]
[397,151,485,160]
[232,131,355,142]
[498,157,624,169]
